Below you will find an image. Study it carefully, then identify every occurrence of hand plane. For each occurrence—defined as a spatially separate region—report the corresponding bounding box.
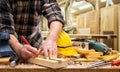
[0,32,19,66]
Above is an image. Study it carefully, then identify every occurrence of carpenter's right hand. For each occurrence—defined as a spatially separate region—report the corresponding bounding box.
[19,44,39,60]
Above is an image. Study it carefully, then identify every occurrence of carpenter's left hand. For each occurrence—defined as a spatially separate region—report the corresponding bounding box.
[38,39,57,59]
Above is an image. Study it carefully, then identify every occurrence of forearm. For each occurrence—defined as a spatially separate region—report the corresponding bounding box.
[46,21,63,42]
[9,34,23,56]
[39,21,63,58]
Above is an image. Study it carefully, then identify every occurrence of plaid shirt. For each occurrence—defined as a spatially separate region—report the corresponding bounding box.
[0,0,64,48]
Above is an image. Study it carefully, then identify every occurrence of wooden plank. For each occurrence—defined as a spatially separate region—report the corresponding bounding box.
[100,5,118,50]
[118,5,120,51]
[0,57,10,64]
[69,34,117,39]
[100,5,118,34]
[76,10,100,34]
[28,58,68,69]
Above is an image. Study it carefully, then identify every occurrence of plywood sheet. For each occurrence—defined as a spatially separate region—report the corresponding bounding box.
[100,5,118,34]
[76,10,100,34]
[118,5,120,51]
[100,5,118,50]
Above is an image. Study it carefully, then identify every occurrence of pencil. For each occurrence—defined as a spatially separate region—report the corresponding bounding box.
[21,36,31,45]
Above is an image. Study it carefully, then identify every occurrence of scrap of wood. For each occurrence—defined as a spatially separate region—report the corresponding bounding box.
[28,57,68,69]
[0,57,10,64]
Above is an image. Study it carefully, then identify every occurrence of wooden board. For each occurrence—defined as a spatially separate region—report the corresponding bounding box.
[76,10,100,34]
[100,5,118,34]
[28,58,68,69]
[118,5,120,51]
[0,57,10,64]
[100,5,118,50]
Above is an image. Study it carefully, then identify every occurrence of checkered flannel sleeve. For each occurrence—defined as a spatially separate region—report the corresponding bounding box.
[42,0,65,27]
[0,0,16,35]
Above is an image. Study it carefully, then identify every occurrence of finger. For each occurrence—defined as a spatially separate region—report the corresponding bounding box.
[48,48,53,59]
[38,47,42,53]
[53,48,57,58]
[25,45,39,55]
[44,49,49,59]
[38,48,44,55]
[21,49,35,60]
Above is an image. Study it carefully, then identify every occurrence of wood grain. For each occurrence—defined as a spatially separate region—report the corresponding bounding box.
[28,58,68,69]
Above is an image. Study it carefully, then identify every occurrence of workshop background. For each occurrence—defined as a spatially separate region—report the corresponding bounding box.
[41,0,120,51]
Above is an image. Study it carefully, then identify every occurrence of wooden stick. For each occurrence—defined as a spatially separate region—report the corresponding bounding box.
[0,57,10,64]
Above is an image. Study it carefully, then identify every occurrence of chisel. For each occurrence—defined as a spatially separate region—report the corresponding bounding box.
[87,54,119,68]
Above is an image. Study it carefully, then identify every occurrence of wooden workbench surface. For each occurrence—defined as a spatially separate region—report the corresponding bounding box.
[0,63,120,72]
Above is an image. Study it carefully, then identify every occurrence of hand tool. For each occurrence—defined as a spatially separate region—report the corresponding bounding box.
[111,59,120,66]
[9,53,20,67]
[0,57,10,64]
[0,32,20,66]
[87,59,112,68]
[87,54,119,68]
[0,32,14,57]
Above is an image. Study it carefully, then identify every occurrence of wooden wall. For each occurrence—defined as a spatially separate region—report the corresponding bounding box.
[76,10,100,34]
[100,5,118,34]
[100,5,119,50]
[76,5,120,50]
[118,5,120,51]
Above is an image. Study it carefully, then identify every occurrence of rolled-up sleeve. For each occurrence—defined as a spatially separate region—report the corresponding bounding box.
[0,0,15,35]
[41,0,65,27]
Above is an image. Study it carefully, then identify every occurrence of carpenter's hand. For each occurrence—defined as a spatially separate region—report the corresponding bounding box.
[19,44,39,60]
[38,40,57,59]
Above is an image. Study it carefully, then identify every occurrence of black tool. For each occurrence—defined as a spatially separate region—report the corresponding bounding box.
[9,53,20,67]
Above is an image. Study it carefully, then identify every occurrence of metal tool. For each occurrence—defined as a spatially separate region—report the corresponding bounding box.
[87,53,119,68]
[0,32,13,57]
[0,32,19,67]
[87,59,112,68]
[9,53,20,67]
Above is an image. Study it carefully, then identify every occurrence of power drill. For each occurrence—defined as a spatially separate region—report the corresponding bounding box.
[84,39,112,55]
[0,32,19,66]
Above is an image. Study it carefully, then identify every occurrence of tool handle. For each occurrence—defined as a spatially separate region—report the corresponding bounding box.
[10,55,19,67]
[21,36,31,45]
[111,59,120,66]
[102,54,119,62]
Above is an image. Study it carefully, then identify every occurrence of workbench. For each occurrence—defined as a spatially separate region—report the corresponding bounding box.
[0,63,120,72]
